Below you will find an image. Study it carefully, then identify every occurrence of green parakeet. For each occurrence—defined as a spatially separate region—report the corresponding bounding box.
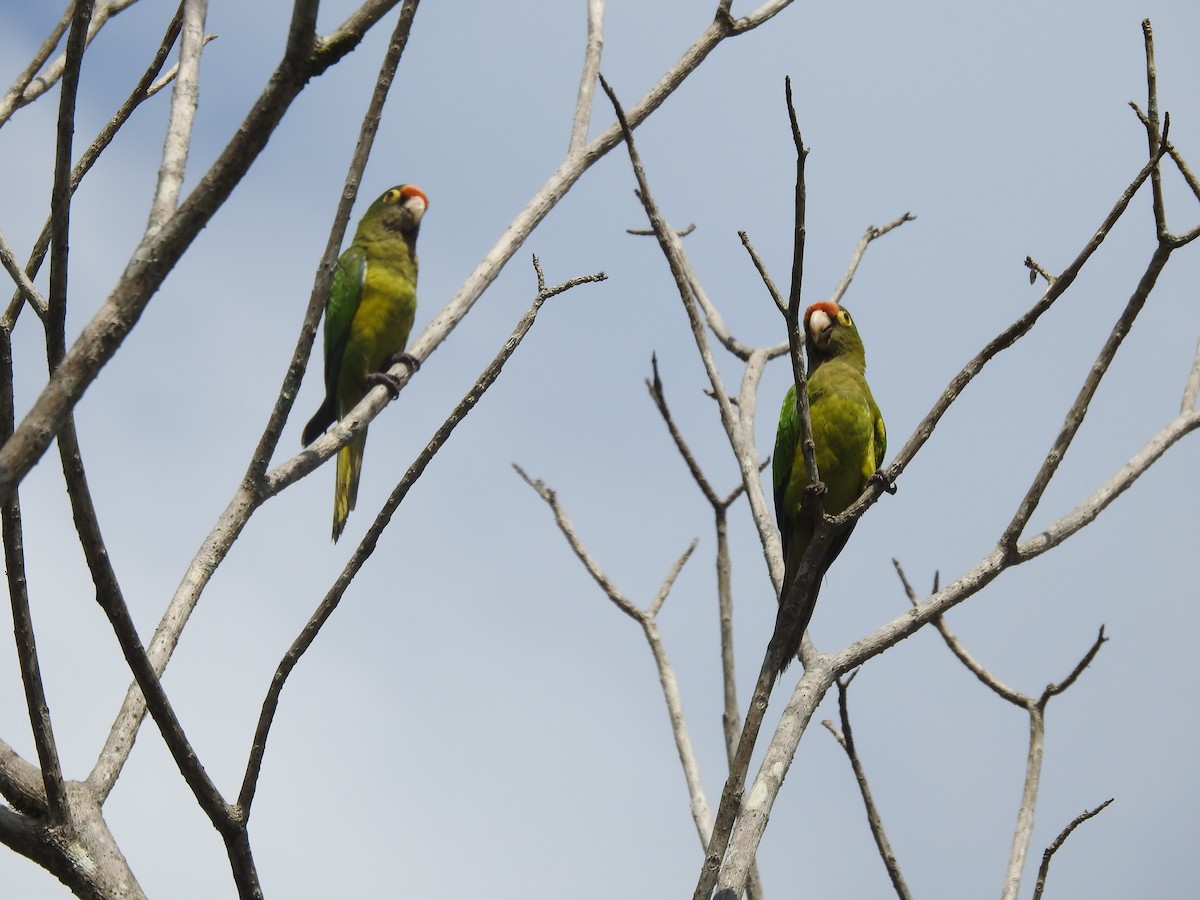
[302,184,428,541]
[772,300,886,672]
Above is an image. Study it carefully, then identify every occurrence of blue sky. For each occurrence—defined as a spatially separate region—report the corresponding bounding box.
[1,1,1198,897]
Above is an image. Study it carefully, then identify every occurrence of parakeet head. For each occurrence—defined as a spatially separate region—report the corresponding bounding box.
[360,184,428,241]
[804,300,866,369]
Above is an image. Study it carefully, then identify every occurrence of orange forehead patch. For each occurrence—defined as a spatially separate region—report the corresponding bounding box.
[803,300,841,326]
[400,184,428,206]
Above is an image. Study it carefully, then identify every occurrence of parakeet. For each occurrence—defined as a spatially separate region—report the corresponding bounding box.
[772,300,886,672]
[302,184,428,541]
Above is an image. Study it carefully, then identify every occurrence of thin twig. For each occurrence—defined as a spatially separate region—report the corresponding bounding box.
[1030,800,1114,900]
[0,0,142,123]
[0,3,72,127]
[513,465,642,622]
[0,232,48,319]
[1141,20,1167,236]
[568,0,605,155]
[739,230,787,316]
[647,355,719,507]
[3,5,185,330]
[1130,102,1200,202]
[146,0,208,234]
[893,563,1109,900]
[828,212,916,307]
[822,674,914,900]
[1181,336,1200,412]
[516,465,715,847]
[834,151,1161,537]
[1,369,66,822]
[999,242,1171,550]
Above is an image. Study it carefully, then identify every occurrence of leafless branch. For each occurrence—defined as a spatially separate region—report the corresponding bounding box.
[1043,627,1107,702]
[598,73,770,583]
[1182,336,1200,412]
[516,464,715,849]
[1140,20,1167,236]
[828,212,916,307]
[738,230,787,316]
[647,355,720,507]
[513,465,642,622]
[1,454,67,823]
[146,0,208,234]
[3,6,185,330]
[1130,102,1200,202]
[822,674,914,900]
[0,0,143,125]
[829,150,1162,539]
[0,3,72,128]
[1030,799,1114,900]
[645,350,769,900]
[0,232,48,319]
[999,242,1171,550]
[569,0,605,155]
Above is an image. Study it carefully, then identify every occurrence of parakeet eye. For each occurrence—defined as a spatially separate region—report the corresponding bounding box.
[383,188,403,204]
[838,310,853,325]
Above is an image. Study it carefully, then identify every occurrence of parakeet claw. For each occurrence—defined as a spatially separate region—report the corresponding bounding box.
[383,351,421,373]
[868,469,897,494]
[365,371,403,399]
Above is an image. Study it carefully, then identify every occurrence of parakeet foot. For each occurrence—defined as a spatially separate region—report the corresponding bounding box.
[868,469,897,495]
[383,351,420,373]
[365,371,403,399]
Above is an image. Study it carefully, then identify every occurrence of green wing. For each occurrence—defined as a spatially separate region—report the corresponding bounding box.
[872,399,887,470]
[322,245,367,403]
[772,384,799,551]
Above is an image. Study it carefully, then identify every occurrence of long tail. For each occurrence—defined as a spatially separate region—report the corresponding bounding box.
[776,561,822,675]
[332,429,367,541]
[776,523,858,674]
[302,396,335,447]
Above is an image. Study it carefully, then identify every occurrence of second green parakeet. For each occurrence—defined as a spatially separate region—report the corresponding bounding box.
[772,300,886,672]
[302,184,428,541]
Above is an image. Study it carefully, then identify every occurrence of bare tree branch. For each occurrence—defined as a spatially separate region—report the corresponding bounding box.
[739,230,787,316]
[146,0,208,234]
[569,0,605,155]
[1030,799,1114,900]
[822,673,914,900]
[0,231,49,319]
[0,2,73,127]
[828,213,916,307]
[1182,336,1200,412]
[3,5,185,330]
[0,0,143,125]
[999,242,1171,551]
[515,466,716,848]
